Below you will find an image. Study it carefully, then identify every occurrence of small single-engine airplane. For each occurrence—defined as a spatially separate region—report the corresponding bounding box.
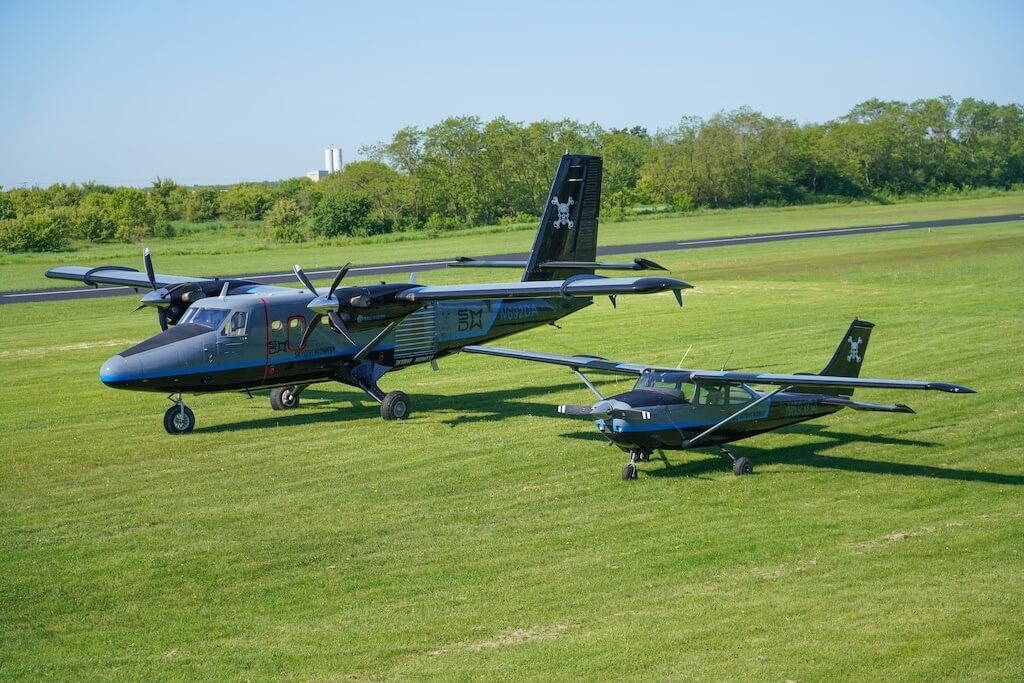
[463,319,975,480]
[46,155,692,434]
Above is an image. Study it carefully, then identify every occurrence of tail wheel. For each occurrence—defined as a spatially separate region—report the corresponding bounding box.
[381,391,411,421]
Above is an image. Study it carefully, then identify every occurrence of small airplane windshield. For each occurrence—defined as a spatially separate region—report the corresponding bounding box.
[635,371,691,399]
[179,307,230,330]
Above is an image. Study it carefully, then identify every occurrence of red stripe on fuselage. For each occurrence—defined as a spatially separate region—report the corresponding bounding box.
[260,298,271,383]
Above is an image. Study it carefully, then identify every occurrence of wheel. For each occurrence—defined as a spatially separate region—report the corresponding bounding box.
[270,386,300,410]
[163,404,195,435]
[621,463,638,480]
[380,391,411,421]
[733,456,753,476]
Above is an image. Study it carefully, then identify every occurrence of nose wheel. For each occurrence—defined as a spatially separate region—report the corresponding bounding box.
[163,395,195,435]
[621,449,649,480]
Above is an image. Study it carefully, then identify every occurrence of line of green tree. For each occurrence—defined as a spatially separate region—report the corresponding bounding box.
[2,96,1021,252]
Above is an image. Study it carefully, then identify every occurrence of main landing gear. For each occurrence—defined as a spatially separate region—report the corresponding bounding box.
[269,384,306,411]
[163,394,195,435]
[621,449,650,480]
[719,446,753,476]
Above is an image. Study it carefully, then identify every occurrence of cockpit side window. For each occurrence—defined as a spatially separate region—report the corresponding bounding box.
[222,310,248,337]
[696,383,754,406]
[180,307,229,330]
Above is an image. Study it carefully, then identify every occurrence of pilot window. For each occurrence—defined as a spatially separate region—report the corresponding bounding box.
[179,307,229,330]
[221,311,248,337]
[287,316,306,351]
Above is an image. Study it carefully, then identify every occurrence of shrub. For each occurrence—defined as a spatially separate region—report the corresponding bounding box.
[423,212,468,232]
[185,188,221,222]
[0,210,71,251]
[309,190,373,238]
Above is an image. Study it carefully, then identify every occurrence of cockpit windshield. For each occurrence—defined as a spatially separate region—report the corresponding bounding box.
[634,371,691,400]
[179,307,230,330]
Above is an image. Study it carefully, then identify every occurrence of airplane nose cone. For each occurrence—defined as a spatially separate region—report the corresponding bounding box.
[100,354,141,388]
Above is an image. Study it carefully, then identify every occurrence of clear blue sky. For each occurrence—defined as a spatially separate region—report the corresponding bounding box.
[2,0,1021,188]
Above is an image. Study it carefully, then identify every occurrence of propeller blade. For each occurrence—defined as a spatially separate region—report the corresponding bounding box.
[299,314,321,348]
[143,248,157,290]
[293,265,319,295]
[327,312,356,345]
[608,408,652,420]
[157,307,169,331]
[327,263,351,298]
[557,404,594,416]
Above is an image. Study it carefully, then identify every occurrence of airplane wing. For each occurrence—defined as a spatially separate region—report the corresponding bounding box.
[46,265,210,290]
[687,370,975,394]
[45,265,294,295]
[396,275,691,303]
[462,345,654,376]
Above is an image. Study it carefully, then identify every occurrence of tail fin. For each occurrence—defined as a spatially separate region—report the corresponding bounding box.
[522,154,602,282]
[805,319,875,396]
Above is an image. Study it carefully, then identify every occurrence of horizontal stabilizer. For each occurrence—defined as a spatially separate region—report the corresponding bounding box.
[452,257,668,271]
[820,396,916,413]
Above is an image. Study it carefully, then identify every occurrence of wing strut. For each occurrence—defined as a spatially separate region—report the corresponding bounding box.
[353,319,403,362]
[573,369,605,401]
[682,386,790,449]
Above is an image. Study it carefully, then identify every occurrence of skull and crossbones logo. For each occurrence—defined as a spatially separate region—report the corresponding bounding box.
[847,335,863,363]
[551,196,575,230]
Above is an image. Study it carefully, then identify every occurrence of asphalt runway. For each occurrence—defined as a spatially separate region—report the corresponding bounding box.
[2,212,1020,305]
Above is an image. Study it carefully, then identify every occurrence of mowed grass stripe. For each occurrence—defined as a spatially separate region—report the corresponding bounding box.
[0,223,1021,679]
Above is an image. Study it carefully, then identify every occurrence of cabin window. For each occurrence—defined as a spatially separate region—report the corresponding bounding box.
[270,320,285,339]
[180,307,229,330]
[287,316,306,351]
[221,310,248,337]
[696,383,754,407]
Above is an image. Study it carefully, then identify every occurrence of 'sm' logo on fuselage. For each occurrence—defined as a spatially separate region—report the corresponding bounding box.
[847,335,863,362]
[551,196,575,230]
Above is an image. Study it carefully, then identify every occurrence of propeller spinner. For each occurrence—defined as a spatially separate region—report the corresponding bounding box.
[293,263,355,347]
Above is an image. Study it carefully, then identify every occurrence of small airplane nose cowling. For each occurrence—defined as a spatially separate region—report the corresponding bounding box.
[100,354,140,387]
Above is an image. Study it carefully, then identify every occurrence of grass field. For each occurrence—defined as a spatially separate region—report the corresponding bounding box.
[1,213,1023,679]
[1,192,1022,292]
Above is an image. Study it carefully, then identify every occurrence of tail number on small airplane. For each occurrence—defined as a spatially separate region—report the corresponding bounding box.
[499,302,539,322]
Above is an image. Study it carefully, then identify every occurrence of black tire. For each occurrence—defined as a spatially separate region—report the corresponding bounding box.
[270,386,300,411]
[621,463,638,480]
[163,404,195,435]
[733,456,753,476]
[381,391,411,421]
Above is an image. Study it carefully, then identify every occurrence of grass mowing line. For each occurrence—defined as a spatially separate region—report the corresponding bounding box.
[0,223,1022,679]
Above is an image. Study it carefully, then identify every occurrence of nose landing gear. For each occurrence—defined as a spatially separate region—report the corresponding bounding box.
[163,394,195,435]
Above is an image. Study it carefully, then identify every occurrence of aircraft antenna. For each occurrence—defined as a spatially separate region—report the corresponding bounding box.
[720,350,733,372]
[676,344,693,369]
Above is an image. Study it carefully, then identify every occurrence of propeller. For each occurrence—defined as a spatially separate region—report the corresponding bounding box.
[558,404,594,416]
[135,248,169,331]
[294,263,355,347]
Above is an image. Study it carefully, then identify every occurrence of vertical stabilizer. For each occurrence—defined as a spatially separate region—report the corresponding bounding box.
[522,154,602,281]
[815,320,875,395]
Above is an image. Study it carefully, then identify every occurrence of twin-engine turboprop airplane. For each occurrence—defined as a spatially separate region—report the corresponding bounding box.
[463,319,975,480]
[46,154,691,434]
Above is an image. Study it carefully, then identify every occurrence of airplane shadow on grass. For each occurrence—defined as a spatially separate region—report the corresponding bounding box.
[198,388,1023,486]
[197,381,585,434]
[632,422,1024,486]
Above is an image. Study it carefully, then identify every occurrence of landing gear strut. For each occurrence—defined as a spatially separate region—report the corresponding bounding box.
[718,446,753,476]
[621,449,649,480]
[163,394,195,435]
